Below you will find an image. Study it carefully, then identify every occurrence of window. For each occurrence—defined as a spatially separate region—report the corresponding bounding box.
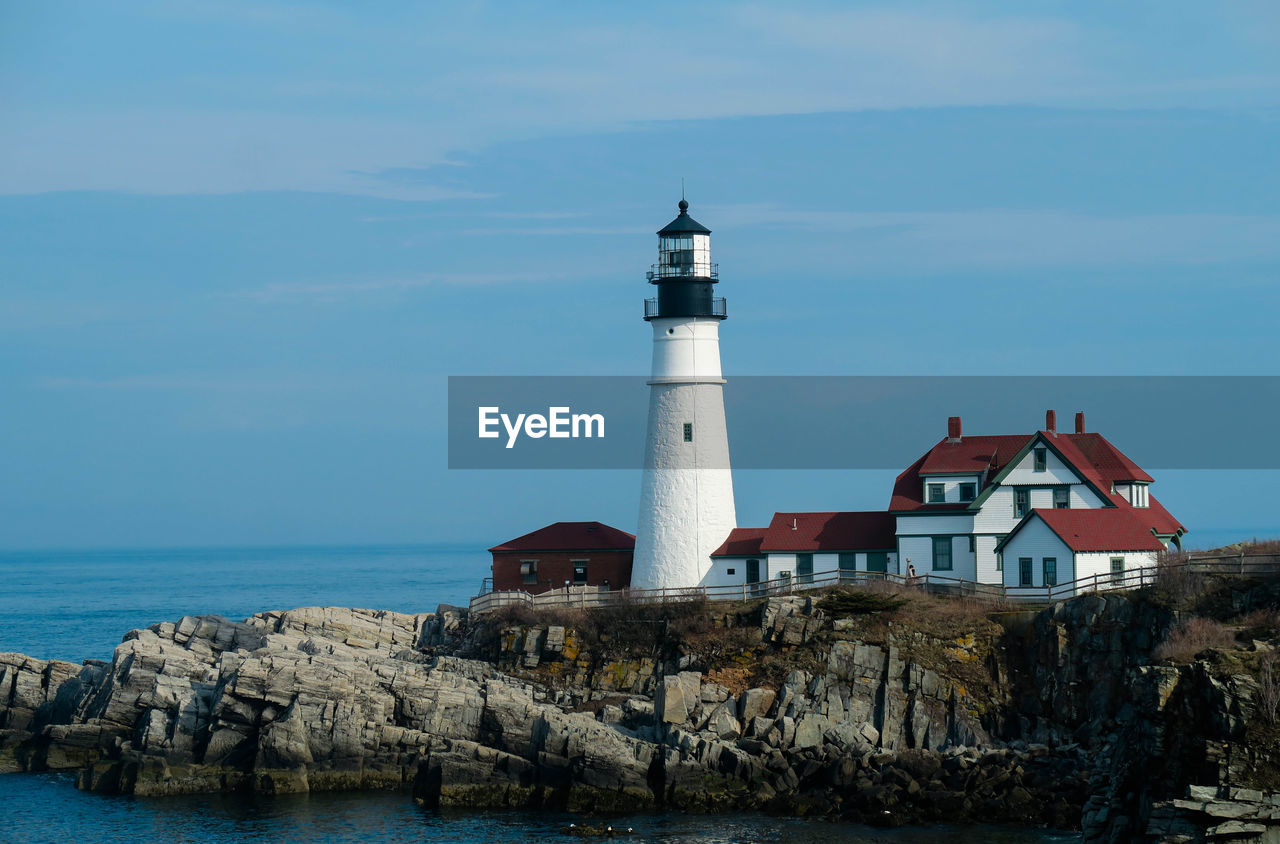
[1019,557,1033,587]
[726,567,735,576]
[1135,485,1149,508]
[1014,489,1030,518]
[1054,487,1070,509]
[572,561,588,585]
[1034,448,1047,472]
[932,536,952,571]
[519,560,538,585]
[1110,556,1125,584]
[927,483,945,503]
[959,482,976,502]
[796,553,814,584]
[968,535,976,553]
[838,552,857,571]
[746,558,760,584]
[1043,557,1057,587]
[683,423,693,442]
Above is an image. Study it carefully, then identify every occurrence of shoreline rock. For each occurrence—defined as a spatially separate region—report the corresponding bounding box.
[2,588,1280,841]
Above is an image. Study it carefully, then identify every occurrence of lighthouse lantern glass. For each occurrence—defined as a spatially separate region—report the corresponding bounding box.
[658,233,712,277]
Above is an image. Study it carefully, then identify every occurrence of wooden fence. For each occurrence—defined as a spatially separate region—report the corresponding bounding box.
[467,550,1280,614]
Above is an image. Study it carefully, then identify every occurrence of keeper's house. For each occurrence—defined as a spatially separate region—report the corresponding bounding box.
[892,411,1184,585]
[488,521,634,595]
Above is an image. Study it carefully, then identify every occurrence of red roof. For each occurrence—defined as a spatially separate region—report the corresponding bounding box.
[711,527,767,557]
[1057,432,1153,484]
[917,435,1031,476]
[761,511,897,552]
[891,428,1171,519]
[1006,508,1167,553]
[1134,495,1185,536]
[891,434,1029,511]
[489,521,635,553]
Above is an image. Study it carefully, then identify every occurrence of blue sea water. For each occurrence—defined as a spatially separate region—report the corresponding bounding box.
[0,544,490,662]
[0,544,1079,842]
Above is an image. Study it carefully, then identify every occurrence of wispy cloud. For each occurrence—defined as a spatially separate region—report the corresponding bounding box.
[711,203,1280,271]
[6,3,1277,197]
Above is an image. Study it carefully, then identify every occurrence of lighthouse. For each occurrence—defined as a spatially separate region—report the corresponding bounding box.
[631,199,737,590]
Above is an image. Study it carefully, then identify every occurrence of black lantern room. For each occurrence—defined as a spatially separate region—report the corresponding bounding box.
[643,199,727,321]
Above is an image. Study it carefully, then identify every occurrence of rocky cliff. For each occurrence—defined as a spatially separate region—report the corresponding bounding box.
[3,579,1280,842]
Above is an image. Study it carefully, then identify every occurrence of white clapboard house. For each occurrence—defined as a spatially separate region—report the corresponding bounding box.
[708,410,1183,592]
[890,411,1184,587]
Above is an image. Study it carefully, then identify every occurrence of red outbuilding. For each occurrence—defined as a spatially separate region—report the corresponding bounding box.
[488,521,635,594]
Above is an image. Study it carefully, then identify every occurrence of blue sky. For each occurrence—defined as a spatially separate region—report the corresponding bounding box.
[2,1,1279,549]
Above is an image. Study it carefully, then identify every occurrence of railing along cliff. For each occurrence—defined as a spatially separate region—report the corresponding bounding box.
[468,550,1280,614]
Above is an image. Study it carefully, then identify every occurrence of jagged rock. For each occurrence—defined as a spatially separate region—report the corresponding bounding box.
[738,688,776,722]
[4,583,1280,840]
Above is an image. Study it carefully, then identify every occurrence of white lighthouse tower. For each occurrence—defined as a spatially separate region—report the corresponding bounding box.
[631,199,737,590]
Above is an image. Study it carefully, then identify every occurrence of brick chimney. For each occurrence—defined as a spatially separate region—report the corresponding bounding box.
[947,416,962,442]
[1046,409,1057,436]
[1075,411,1086,434]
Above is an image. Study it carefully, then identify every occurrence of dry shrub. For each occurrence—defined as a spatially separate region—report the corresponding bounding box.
[1153,616,1237,663]
[818,588,909,617]
[1152,551,1211,608]
[1233,608,1280,642]
[1261,651,1280,726]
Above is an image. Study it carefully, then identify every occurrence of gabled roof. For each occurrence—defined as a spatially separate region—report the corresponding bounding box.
[891,435,1028,511]
[997,508,1166,553]
[918,434,1030,476]
[489,521,635,553]
[711,527,767,557]
[761,511,897,552]
[891,427,1167,517]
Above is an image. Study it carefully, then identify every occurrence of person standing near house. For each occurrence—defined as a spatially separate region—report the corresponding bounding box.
[906,563,918,585]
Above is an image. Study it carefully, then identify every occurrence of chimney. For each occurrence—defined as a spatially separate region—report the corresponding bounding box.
[947,416,962,442]
[1075,411,1086,434]
[1046,409,1057,436]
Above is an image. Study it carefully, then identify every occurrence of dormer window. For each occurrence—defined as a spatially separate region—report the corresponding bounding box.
[927,483,945,503]
[1134,484,1150,508]
[1033,448,1047,472]
[959,483,976,502]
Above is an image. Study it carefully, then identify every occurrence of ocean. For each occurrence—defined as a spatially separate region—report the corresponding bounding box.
[0,543,1099,842]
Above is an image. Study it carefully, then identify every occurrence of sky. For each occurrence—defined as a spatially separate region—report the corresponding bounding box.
[2,1,1279,550]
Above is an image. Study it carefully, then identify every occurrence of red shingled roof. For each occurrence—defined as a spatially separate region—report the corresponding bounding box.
[891,427,1170,519]
[918,435,1031,476]
[489,521,635,553]
[891,435,1029,511]
[1008,508,1167,553]
[711,527,767,557]
[1057,432,1153,484]
[761,511,897,552]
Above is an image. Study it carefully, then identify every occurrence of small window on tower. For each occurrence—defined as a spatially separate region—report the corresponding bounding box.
[683,423,693,442]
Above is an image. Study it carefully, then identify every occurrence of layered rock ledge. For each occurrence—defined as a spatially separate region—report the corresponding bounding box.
[3,581,1280,843]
